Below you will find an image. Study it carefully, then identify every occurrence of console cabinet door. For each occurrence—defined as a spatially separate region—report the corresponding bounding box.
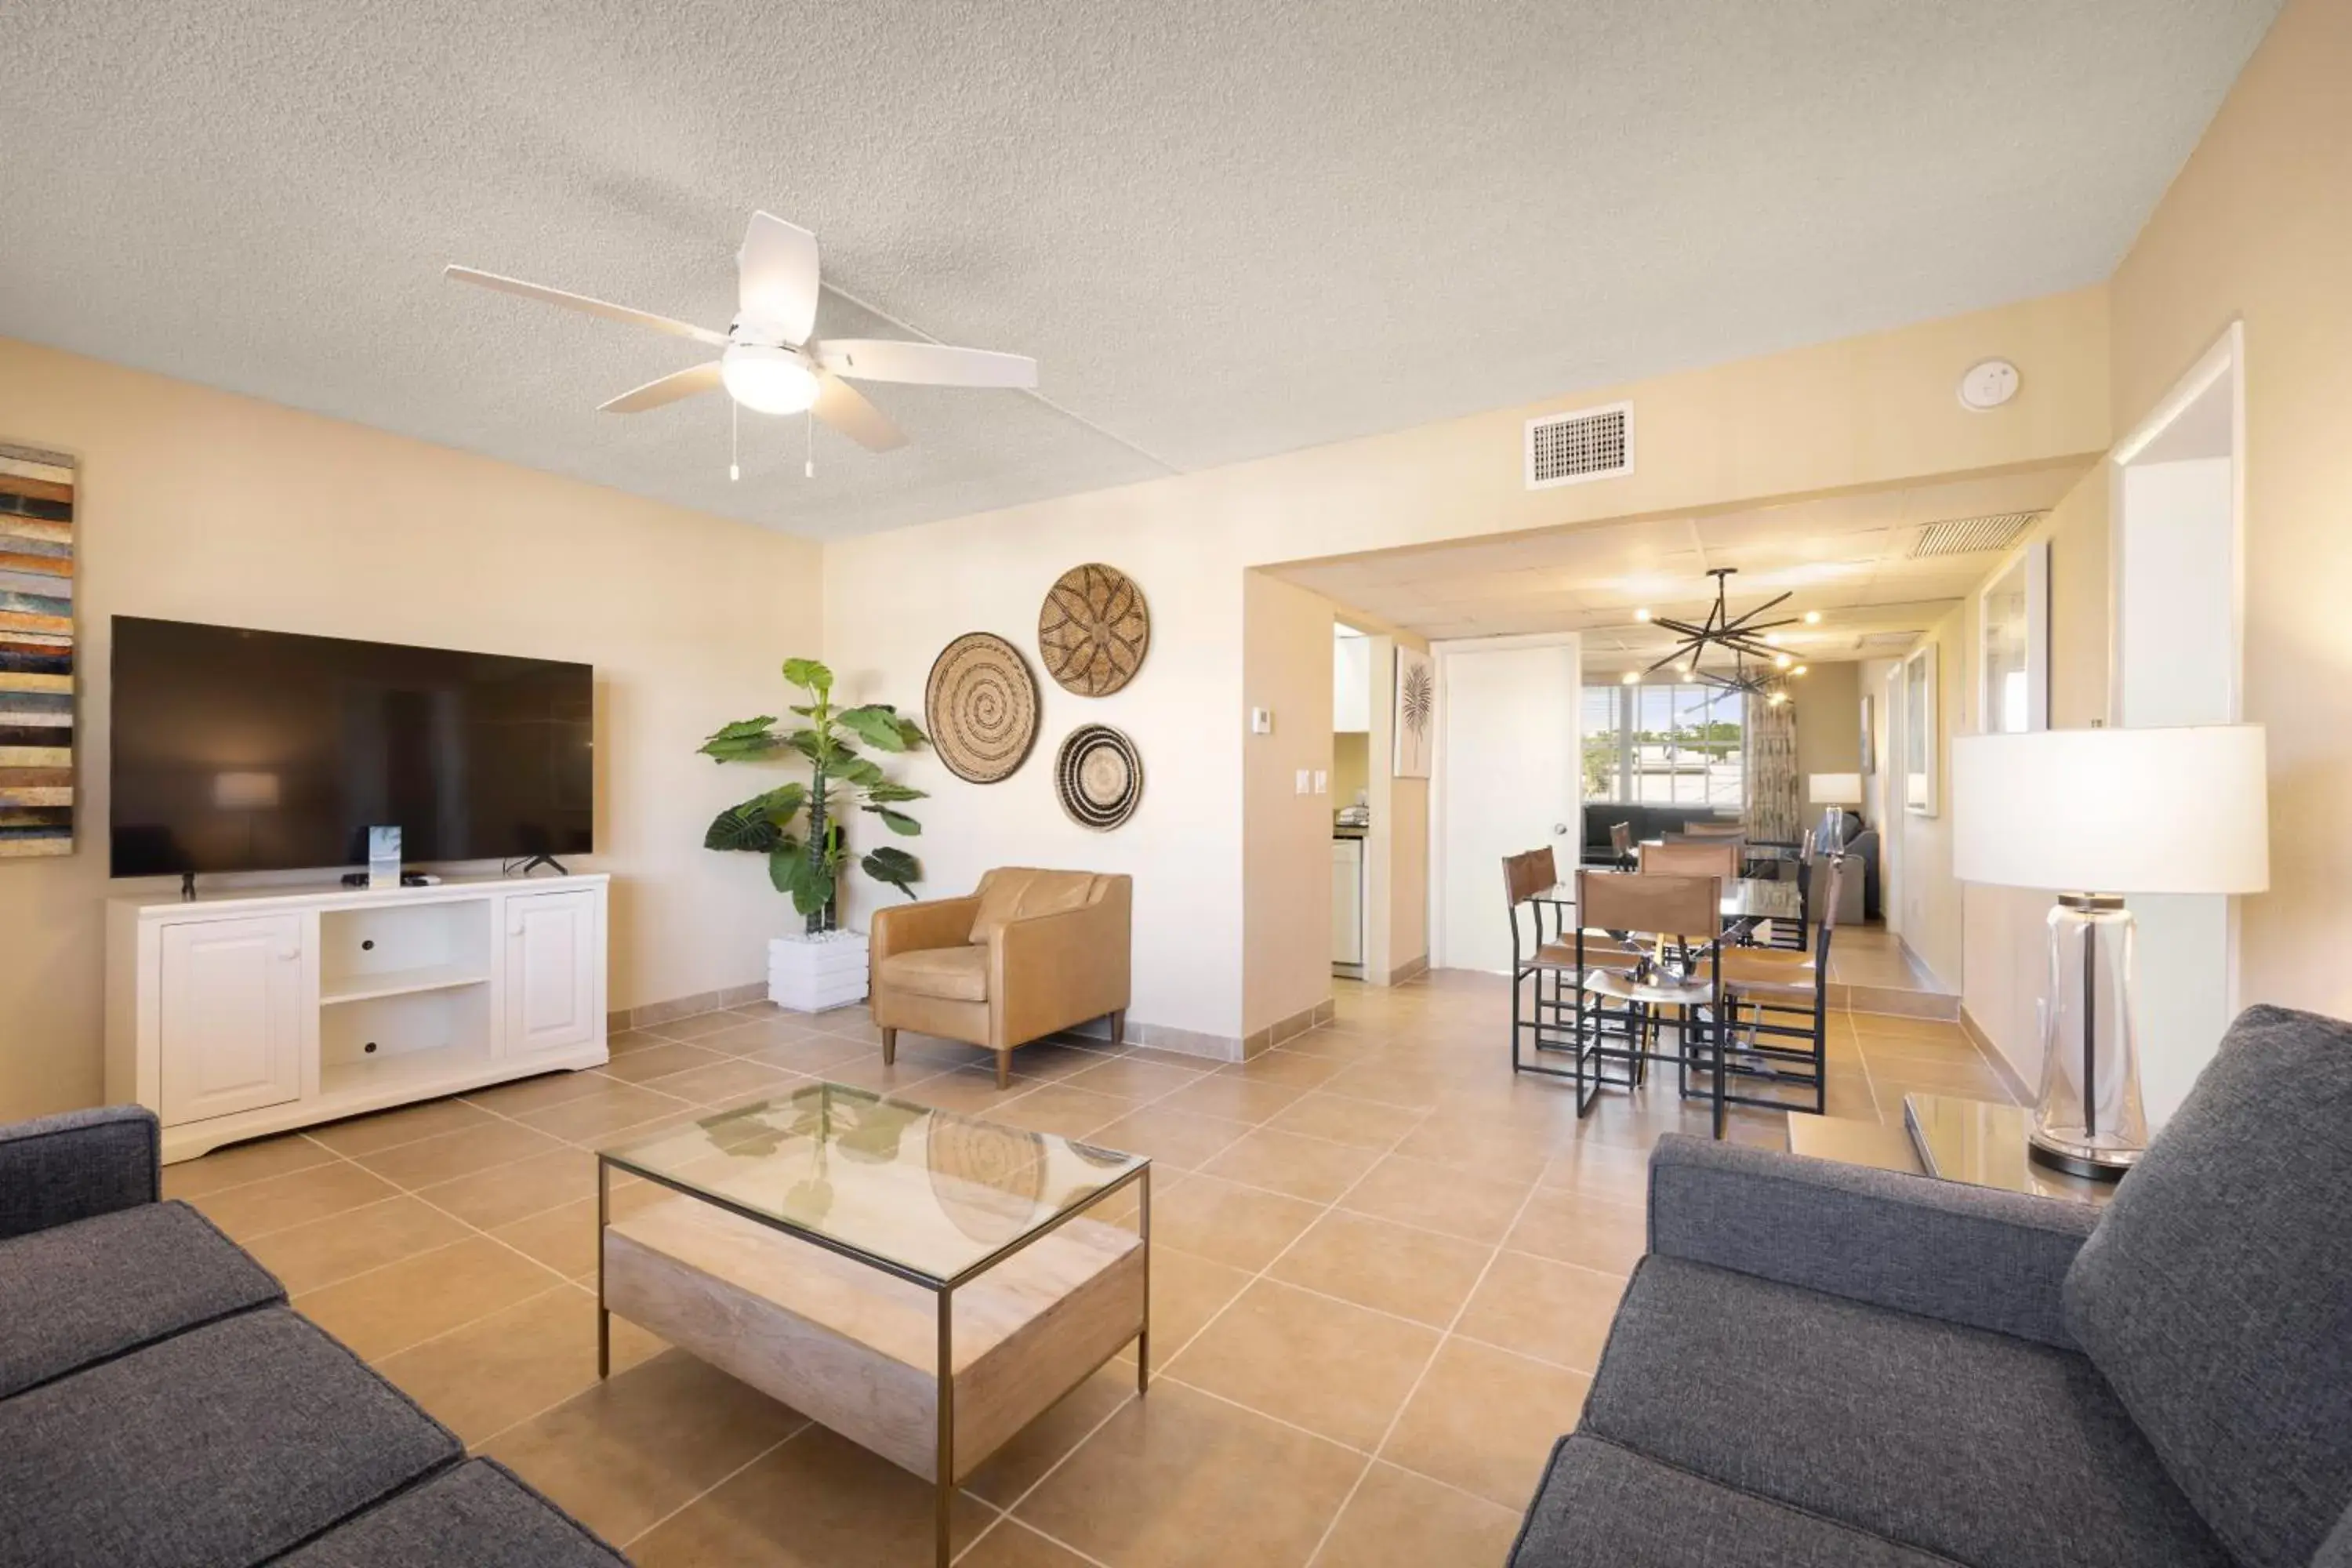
[504,891,599,1056]
[159,915,306,1124]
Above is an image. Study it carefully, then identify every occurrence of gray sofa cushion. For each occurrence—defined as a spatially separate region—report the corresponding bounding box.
[1510,1434,1955,1567]
[282,1459,628,1566]
[0,1200,284,1398]
[0,1306,461,1568]
[2063,1004,2352,1568]
[0,1105,158,1240]
[1582,1255,2229,1568]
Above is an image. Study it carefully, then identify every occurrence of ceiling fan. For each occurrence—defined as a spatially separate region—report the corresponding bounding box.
[444,212,1037,459]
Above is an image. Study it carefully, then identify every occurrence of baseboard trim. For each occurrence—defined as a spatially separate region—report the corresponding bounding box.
[1835,982,1961,1021]
[1958,1003,2036,1103]
[1385,955,1431,986]
[610,980,769,1035]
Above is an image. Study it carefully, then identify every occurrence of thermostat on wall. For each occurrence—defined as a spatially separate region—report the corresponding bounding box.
[1958,359,2021,412]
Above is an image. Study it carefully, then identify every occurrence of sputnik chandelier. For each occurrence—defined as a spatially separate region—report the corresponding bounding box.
[1632,567,1819,698]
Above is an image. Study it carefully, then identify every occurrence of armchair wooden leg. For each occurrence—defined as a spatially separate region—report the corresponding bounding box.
[880,1027,897,1065]
[995,1050,1012,1089]
[1109,1009,1127,1046]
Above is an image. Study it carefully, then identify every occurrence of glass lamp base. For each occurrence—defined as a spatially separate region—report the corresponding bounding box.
[2026,1130,2140,1181]
[2031,896,2147,1183]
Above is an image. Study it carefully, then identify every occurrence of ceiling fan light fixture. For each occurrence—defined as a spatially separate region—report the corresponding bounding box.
[720,344,820,416]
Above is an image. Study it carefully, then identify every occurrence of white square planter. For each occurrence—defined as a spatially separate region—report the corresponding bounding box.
[768,928,869,1013]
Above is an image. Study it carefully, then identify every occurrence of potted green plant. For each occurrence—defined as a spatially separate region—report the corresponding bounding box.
[699,658,927,1011]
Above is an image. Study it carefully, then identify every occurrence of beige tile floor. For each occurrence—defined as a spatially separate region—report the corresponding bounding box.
[165,971,2016,1566]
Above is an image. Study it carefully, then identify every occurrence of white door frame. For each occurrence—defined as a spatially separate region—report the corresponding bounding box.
[1427,631,1583,971]
[2107,318,2247,1119]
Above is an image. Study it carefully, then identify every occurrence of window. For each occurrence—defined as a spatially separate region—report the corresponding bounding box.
[1583,682,1745,807]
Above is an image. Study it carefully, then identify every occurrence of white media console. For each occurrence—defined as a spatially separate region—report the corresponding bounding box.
[106,873,609,1163]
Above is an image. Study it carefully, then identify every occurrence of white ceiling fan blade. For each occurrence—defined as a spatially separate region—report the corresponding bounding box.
[598,362,725,413]
[811,373,907,452]
[738,212,820,346]
[445,265,726,346]
[815,339,1037,389]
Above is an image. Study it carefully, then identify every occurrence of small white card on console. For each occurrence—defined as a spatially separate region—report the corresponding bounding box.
[368,826,402,889]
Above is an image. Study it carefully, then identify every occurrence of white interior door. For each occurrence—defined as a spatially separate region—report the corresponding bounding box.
[2113,329,2241,1126]
[1433,637,1581,973]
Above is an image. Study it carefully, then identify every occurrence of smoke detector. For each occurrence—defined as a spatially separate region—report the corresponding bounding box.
[1958,359,2020,412]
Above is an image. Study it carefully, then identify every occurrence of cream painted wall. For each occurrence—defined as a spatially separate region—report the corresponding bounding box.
[1332,734,1370,811]
[1242,572,1340,1035]
[2106,0,2352,1026]
[1367,632,1432,984]
[1896,604,1971,991]
[826,295,2111,1044]
[1793,661,1863,818]
[0,337,822,1116]
[1956,474,2113,1088]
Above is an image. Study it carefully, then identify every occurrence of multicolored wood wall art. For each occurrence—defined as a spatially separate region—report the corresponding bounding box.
[0,443,76,858]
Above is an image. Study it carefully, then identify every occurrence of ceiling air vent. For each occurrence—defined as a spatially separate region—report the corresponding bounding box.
[1526,401,1633,490]
[1909,511,2042,558]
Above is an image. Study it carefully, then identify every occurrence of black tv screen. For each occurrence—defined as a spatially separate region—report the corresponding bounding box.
[110,617,593,877]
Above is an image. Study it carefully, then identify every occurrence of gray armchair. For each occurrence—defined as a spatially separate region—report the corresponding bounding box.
[1512,1004,2352,1568]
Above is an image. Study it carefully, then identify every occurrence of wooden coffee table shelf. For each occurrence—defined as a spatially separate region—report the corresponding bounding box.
[604,1194,1145,1481]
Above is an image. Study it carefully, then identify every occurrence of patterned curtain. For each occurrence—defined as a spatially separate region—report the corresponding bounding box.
[1745,693,1801,842]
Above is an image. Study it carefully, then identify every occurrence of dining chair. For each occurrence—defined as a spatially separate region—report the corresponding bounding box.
[1608,820,1635,870]
[1506,848,1637,1079]
[1713,854,1846,1116]
[1572,869,1728,1132]
[1680,820,1747,840]
[1635,839,1740,884]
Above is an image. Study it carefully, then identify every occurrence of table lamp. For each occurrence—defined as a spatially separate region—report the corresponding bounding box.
[1951,724,2268,1178]
[1808,772,1863,849]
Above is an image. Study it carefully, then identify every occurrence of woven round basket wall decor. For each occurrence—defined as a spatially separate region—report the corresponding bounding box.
[1055,724,1143,830]
[1038,563,1149,696]
[925,633,1040,785]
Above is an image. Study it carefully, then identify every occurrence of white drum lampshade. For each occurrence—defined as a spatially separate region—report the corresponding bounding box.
[1951,724,2269,1177]
[1808,772,1864,848]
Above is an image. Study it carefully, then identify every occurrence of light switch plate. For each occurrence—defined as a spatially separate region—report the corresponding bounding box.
[1312,770,1328,794]
[1295,768,1312,794]
[1250,707,1273,735]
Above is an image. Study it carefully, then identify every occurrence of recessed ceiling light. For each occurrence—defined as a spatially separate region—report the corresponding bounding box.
[1620,670,1640,685]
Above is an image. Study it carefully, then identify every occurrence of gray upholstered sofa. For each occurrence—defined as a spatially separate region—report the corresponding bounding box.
[0,1105,625,1567]
[1513,1004,2352,1568]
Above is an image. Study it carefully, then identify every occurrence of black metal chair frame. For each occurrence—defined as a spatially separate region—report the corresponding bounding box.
[1682,854,1846,1117]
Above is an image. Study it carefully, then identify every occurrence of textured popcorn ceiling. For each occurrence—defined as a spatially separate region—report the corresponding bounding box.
[0,1,2277,539]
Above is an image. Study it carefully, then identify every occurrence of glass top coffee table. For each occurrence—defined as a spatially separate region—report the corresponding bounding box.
[597,1082,1151,1566]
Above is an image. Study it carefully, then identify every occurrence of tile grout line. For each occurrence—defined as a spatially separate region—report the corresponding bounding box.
[1304,1153,1555,1566]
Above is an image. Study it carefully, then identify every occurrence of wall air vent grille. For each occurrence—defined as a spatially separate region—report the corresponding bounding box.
[1909,511,2042,558]
[1526,401,1633,490]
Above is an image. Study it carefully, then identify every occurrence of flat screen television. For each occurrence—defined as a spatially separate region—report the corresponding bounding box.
[110,616,593,878]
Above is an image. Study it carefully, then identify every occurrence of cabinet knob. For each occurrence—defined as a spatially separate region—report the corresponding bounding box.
[509,918,524,938]
[277,945,300,962]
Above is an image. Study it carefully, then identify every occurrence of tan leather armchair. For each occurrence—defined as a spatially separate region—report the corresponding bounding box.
[869,868,1132,1087]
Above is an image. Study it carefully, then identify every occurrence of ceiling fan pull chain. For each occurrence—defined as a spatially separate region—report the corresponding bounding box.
[729,398,741,482]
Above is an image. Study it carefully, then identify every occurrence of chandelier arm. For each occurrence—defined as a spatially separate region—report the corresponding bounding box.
[1642,648,1689,675]
[1722,591,1794,630]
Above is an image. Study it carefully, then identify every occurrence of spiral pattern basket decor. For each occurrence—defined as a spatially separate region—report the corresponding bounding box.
[1038,563,1149,696]
[925,633,1040,784]
[1055,724,1143,830]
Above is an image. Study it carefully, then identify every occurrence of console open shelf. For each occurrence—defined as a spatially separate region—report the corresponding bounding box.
[320,963,492,1007]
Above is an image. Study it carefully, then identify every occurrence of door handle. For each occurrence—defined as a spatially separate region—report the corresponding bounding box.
[1552,823,1569,834]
